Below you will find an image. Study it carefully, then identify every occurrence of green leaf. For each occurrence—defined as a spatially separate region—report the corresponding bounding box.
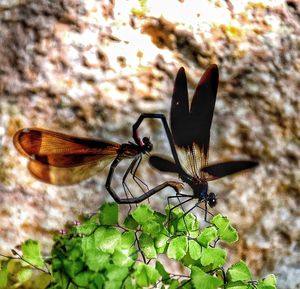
[123,215,138,230]
[65,238,82,261]
[227,261,252,282]
[76,217,98,235]
[120,231,136,249]
[257,274,277,289]
[104,280,122,289]
[154,211,166,224]
[52,270,70,288]
[168,219,178,236]
[167,236,188,260]
[168,279,180,289]
[139,233,157,259]
[51,258,62,271]
[30,271,51,288]
[123,276,134,289]
[63,259,84,278]
[177,212,199,234]
[17,267,32,283]
[99,203,119,225]
[180,279,193,288]
[73,271,93,287]
[95,227,121,254]
[106,264,129,281]
[260,274,276,286]
[257,284,276,289]
[201,247,226,268]
[81,232,111,272]
[132,204,154,225]
[0,261,8,289]
[112,249,135,267]
[85,250,110,272]
[22,240,44,269]
[155,261,170,281]
[225,281,249,289]
[142,220,162,237]
[93,273,105,288]
[197,226,218,247]
[166,204,184,218]
[133,263,160,287]
[154,230,169,254]
[189,240,202,260]
[181,252,199,268]
[191,266,223,289]
[212,214,238,243]
[82,234,96,252]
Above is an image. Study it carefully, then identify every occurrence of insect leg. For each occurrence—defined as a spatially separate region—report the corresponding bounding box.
[166,195,193,232]
[105,156,125,203]
[122,156,140,199]
[174,199,204,235]
[106,156,139,209]
[106,156,182,204]
[167,195,193,215]
[108,172,182,204]
[196,201,214,224]
[125,181,182,204]
[130,154,149,191]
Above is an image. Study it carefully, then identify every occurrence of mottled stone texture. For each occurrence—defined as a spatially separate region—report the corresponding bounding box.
[0,0,299,288]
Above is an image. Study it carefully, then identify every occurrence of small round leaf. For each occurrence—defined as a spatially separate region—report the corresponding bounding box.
[227,260,252,282]
[189,240,202,260]
[191,266,223,289]
[167,236,188,260]
[99,203,119,225]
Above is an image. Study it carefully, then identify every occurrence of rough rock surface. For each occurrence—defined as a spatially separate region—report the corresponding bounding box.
[0,1,299,288]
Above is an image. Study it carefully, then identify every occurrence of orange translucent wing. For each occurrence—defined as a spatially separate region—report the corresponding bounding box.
[13,128,120,167]
[28,157,115,185]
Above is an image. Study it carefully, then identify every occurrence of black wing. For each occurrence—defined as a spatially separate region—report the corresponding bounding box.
[149,155,181,174]
[170,65,219,178]
[201,160,259,180]
[190,64,219,161]
[170,67,190,147]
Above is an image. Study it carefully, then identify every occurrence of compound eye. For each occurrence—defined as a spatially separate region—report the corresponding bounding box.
[208,193,217,208]
[142,137,150,144]
[147,143,153,152]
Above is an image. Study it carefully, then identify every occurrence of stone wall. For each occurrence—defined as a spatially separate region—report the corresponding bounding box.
[0,1,299,288]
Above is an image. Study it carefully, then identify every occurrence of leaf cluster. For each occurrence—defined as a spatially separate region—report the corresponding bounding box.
[0,240,50,288]
[0,203,277,289]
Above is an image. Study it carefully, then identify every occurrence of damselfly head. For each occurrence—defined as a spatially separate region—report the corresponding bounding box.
[208,192,217,207]
[142,137,153,152]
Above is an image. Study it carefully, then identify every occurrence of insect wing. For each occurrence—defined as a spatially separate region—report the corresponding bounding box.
[170,65,219,178]
[201,160,259,180]
[190,64,219,163]
[13,128,120,167]
[170,67,199,177]
[170,67,190,147]
[28,157,115,185]
[149,155,180,174]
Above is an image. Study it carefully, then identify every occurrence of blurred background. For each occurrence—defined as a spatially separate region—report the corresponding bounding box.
[0,0,299,288]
